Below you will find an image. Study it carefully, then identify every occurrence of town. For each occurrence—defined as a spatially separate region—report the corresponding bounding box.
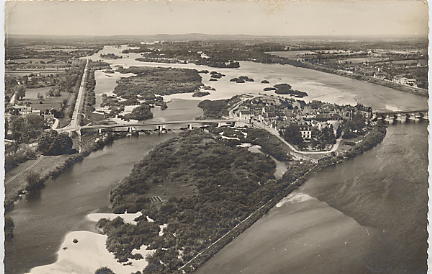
[231,94,371,152]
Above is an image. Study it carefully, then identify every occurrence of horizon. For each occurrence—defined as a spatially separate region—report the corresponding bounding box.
[5,0,428,37]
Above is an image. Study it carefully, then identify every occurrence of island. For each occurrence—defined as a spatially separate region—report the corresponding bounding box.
[100,53,123,59]
[96,66,203,120]
[273,84,308,97]
[91,93,387,273]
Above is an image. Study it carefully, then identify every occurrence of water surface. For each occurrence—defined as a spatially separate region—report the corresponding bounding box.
[197,122,428,274]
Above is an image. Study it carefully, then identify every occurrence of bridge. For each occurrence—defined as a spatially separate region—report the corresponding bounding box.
[372,109,428,122]
[79,119,240,134]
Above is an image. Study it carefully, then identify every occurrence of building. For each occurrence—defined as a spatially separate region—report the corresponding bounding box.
[299,125,312,140]
[12,105,32,115]
[394,76,418,87]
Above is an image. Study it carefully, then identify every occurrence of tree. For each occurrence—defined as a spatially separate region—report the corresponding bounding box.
[9,116,26,143]
[9,115,45,143]
[282,124,304,146]
[319,126,336,145]
[342,112,366,139]
[15,85,26,100]
[5,216,14,240]
[25,171,44,192]
[5,118,9,136]
[38,130,73,155]
[95,267,114,274]
[26,114,45,132]
[124,104,153,121]
[48,87,61,97]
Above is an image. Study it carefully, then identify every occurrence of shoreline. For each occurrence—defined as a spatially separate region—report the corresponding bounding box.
[27,216,154,274]
[180,123,387,272]
[264,53,428,98]
[116,52,428,99]
[4,133,121,214]
[19,123,386,274]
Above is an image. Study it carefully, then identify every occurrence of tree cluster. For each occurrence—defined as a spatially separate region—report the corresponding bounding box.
[103,131,281,272]
[9,114,45,143]
[124,104,153,121]
[37,130,74,156]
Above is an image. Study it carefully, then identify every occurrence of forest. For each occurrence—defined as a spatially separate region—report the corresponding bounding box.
[102,130,288,273]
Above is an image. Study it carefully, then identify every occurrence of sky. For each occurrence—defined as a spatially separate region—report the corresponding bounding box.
[4,0,429,37]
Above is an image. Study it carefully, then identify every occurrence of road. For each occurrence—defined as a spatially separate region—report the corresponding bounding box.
[69,59,89,129]
[80,119,238,129]
[252,120,342,155]
[57,59,89,133]
[5,156,44,185]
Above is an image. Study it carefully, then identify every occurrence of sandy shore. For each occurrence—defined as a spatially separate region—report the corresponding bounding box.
[87,211,143,225]
[28,212,154,274]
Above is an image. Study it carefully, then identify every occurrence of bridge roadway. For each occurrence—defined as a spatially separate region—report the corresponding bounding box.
[373,109,428,115]
[80,119,238,130]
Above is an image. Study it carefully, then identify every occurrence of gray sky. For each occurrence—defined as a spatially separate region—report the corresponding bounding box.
[5,0,428,37]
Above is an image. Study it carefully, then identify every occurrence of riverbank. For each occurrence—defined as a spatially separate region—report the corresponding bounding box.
[5,133,178,274]
[265,53,428,97]
[181,123,387,272]
[28,230,152,274]
[86,123,386,273]
[28,212,153,274]
[4,133,120,214]
[197,122,427,274]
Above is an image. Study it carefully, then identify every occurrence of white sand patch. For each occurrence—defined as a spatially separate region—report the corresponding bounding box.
[237,143,253,148]
[221,135,240,141]
[132,245,155,260]
[248,145,262,154]
[28,231,152,274]
[110,117,139,124]
[385,104,402,112]
[276,192,314,207]
[120,104,141,115]
[159,224,168,236]
[87,212,142,225]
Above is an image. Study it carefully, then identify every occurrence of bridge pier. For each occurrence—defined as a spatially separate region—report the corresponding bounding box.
[384,114,395,124]
[396,113,407,123]
[157,125,166,133]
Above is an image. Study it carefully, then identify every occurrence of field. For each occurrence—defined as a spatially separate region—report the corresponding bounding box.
[24,87,52,99]
[6,71,63,77]
[267,50,316,59]
[22,91,70,112]
[340,57,387,63]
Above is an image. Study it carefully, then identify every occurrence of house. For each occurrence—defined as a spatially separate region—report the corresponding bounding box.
[238,110,252,122]
[299,125,312,140]
[12,105,32,115]
[394,76,418,87]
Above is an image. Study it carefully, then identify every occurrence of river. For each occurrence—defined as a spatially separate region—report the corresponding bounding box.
[197,122,428,274]
[4,45,428,274]
[88,45,427,112]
